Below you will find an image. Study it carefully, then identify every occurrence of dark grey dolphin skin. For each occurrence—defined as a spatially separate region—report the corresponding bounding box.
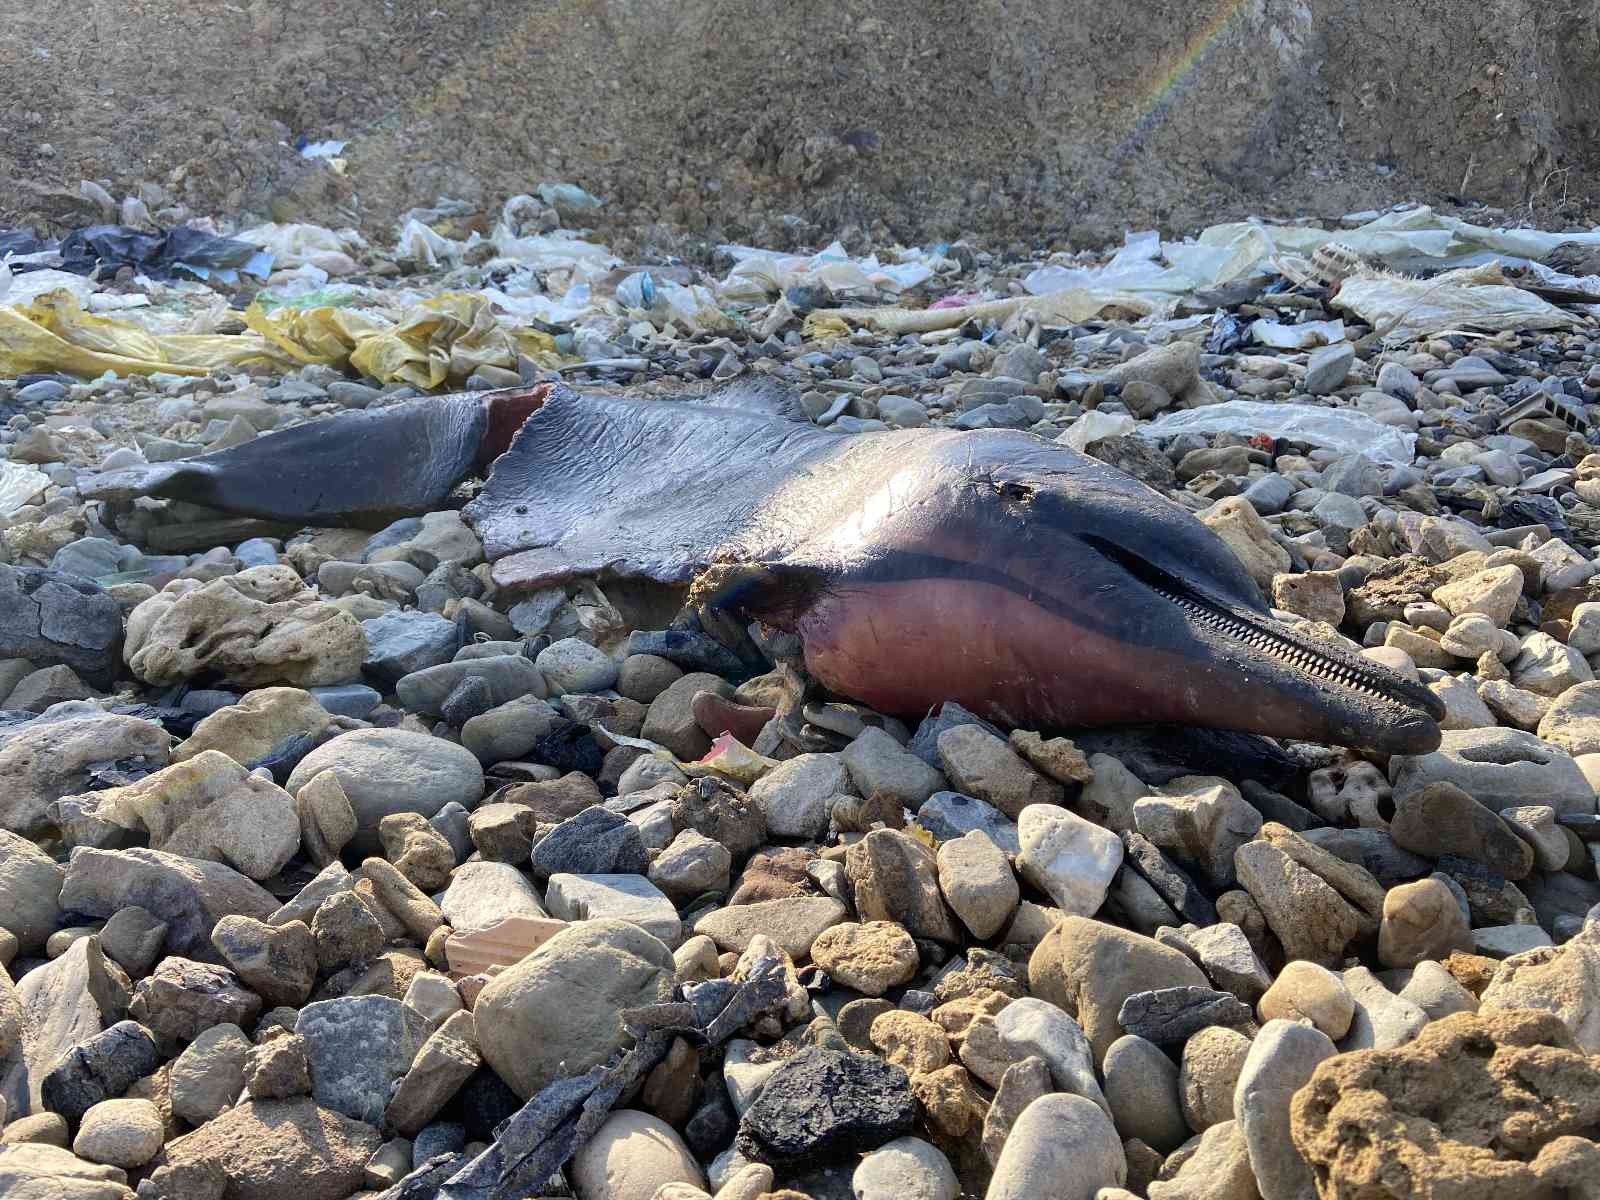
[82,380,1444,754]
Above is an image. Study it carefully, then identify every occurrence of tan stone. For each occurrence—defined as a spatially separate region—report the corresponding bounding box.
[1291,1008,1600,1198]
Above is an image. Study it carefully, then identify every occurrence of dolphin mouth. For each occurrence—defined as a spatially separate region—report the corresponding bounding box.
[1085,536,1445,755]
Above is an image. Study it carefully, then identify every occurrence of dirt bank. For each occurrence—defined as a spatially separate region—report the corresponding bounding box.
[3,0,1598,245]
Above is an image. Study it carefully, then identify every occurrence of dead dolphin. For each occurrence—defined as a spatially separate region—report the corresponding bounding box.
[82,380,1444,753]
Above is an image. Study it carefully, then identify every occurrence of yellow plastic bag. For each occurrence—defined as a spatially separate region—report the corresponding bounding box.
[241,302,387,366]
[801,312,852,341]
[348,292,542,388]
[0,290,288,377]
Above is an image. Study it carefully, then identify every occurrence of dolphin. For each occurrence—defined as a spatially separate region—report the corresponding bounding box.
[82,379,1444,754]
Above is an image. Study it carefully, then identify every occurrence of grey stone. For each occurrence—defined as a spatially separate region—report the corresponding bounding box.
[2,937,121,1118]
[38,1020,161,1125]
[534,638,617,694]
[361,610,459,684]
[1339,965,1429,1051]
[1117,986,1254,1044]
[59,847,277,959]
[545,873,682,946]
[461,695,560,763]
[129,957,261,1045]
[97,907,166,977]
[440,861,547,934]
[1120,831,1216,926]
[1390,727,1593,815]
[284,729,484,853]
[395,655,544,716]
[985,1093,1126,1200]
[295,996,429,1126]
[1304,343,1354,395]
[841,727,946,809]
[908,702,1005,768]
[1233,1019,1335,1200]
[307,683,381,719]
[749,753,852,840]
[993,997,1110,1118]
[916,792,1019,853]
[170,1023,250,1126]
[1300,827,1433,886]
[1103,1034,1186,1153]
[529,806,648,882]
[0,831,64,955]
[0,565,123,687]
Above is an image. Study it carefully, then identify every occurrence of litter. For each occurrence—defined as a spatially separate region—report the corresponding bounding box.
[533,181,604,211]
[1250,318,1345,349]
[1141,400,1417,466]
[0,267,99,307]
[0,463,50,517]
[1057,410,1137,452]
[717,240,952,301]
[296,138,347,160]
[1,224,273,284]
[235,223,362,276]
[814,287,1161,335]
[1331,262,1582,342]
[0,289,288,377]
[346,293,558,388]
[242,292,561,387]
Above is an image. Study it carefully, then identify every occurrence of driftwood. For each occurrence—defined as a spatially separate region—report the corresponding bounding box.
[376,956,789,1200]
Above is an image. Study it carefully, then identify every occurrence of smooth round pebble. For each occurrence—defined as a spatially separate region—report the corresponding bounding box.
[852,1135,959,1200]
[72,1098,164,1168]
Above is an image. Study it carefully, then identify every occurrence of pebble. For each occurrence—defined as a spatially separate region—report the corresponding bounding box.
[852,1136,959,1200]
[842,727,947,809]
[811,921,919,996]
[1339,965,1429,1050]
[1102,1035,1187,1152]
[1257,960,1354,1039]
[936,830,1019,939]
[1016,803,1123,916]
[986,1094,1127,1200]
[572,1109,704,1200]
[1234,1019,1336,1200]
[285,728,484,852]
[1179,1024,1251,1133]
[71,1098,164,1168]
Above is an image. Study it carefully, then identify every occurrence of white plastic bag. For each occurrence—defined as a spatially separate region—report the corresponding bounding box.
[1332,263,1581,342]
[0,462,49,516]
[1142,401,1416,465]
[1250,318,1345,349]
[1057,411,1137,452]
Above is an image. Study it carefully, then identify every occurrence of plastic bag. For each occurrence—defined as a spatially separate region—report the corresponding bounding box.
[534,182,604,211]
[1331,263,1581,342]
[0,462,49,516]
[717,240,949,302]
[241,302,388,366]
[616,271,655,310]
[55,224,273,283]
[347,293,558,388]
[1057,411,1136,452]
[236,223,361,275]
[1141,400,1416,465]
[817,286,1161,335]
[694,733,779,784]
[0,267,98,307]
[0,290,287,378]
[1250,318,1345,349]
